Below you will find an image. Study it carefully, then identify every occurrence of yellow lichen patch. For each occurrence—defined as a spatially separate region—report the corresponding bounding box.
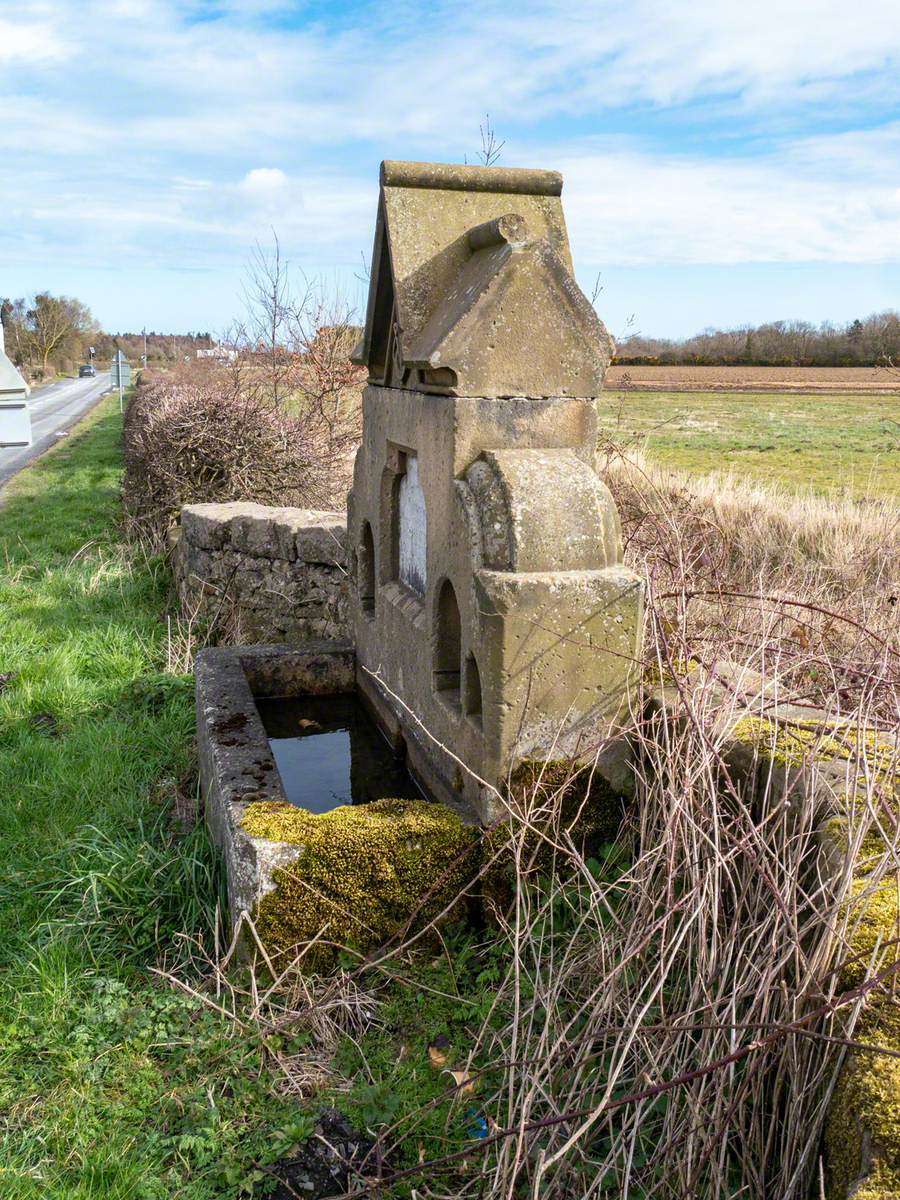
[241,798,479,970]
[826,1000,900,1199]
[838,875,900,992]
[731,716,898,774]
[642,657,701,687]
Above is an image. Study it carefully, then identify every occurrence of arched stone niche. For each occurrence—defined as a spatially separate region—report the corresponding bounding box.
[358,520,375,615]
[433,578,462,707]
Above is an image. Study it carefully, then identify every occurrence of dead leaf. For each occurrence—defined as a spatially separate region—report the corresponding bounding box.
[427,1034,450,1068]
[443,1067,474,1097]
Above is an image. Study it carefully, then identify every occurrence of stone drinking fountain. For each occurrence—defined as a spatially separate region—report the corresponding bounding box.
[192,160,643,965]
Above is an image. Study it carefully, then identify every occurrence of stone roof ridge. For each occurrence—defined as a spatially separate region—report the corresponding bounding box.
[380,160,563,196]
[354,159,614,399]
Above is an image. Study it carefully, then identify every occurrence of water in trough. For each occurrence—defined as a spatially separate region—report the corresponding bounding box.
[255,694,422,814]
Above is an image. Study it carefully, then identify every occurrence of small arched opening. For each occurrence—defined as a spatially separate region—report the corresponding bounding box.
[358,521,375,615]
[433,579,462,707]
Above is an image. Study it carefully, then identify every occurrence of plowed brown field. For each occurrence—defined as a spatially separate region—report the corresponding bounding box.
[605,364,899,392]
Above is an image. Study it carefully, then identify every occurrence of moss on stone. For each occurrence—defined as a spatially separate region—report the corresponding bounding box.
[838,876,900,992]
[731,717,897,774]
[823,772,900,1197]
[825,818,895,881]
[825,999,900,1198]
[508,759,626,837]
[241,797,479,971]
[642,657,701,687]
[482,759,627,918]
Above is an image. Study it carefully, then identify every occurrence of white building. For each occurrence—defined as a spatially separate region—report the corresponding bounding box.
[0,321,31,448]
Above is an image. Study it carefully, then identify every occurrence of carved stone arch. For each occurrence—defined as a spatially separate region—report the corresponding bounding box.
[464,448,622,572]
[358,520,375,615]
[433,577,462,708]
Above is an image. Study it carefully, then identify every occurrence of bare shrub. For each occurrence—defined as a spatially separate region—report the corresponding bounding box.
[122,237,364,552]
[381,696,893,1199]
[122,365,357,551]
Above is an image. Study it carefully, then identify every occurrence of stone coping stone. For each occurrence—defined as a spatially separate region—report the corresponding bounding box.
[182,502,347,564]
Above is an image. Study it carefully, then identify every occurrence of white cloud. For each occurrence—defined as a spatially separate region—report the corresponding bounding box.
[559,130,900,266]
[238,167,288,192]
[0,18,70,64]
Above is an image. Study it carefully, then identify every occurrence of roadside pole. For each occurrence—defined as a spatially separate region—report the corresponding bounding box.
[110,350,132,414]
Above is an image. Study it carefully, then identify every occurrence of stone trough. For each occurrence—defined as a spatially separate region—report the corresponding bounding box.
[196,640,482,970]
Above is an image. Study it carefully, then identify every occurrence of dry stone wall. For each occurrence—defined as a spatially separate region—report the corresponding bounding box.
[175,502,349,643]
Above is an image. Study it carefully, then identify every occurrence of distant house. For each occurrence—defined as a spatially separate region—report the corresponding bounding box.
[196,345,238,362]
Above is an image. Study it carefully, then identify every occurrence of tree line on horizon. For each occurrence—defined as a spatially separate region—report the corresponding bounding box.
[1,293,214,382]
[616,310,899,368]
[4,290,898,379]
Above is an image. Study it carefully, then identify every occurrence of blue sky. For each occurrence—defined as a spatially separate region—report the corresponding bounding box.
[1,0,898,338]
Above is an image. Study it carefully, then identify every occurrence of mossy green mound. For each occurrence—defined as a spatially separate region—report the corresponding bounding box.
[826,1000,900,1198]
[241,798,480,970]
[482,759,627,919]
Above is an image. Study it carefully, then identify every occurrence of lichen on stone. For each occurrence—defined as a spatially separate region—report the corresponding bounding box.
[241,797,479,970]
[731,716,897,775]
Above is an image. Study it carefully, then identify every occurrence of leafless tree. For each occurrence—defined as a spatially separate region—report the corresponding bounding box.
[26,293,96,376]
[477,113,505,167]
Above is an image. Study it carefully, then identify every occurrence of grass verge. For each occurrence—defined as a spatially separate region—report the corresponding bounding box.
[0,397,314,1198]
[0,397,516,1199]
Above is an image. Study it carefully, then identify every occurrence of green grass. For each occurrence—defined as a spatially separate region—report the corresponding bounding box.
[0,398,521,1198]
[0,397,308,1198]
[599,390,900,497]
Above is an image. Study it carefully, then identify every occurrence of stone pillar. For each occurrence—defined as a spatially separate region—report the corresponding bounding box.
[347,161,643,823]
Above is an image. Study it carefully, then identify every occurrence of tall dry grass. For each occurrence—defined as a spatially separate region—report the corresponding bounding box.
[357,460,898,1198]
[603,446,899,724]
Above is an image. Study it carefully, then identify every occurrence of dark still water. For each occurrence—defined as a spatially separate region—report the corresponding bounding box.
[255,694,422,814]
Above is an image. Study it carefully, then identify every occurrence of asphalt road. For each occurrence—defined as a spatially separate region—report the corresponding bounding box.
[0,372,112,489]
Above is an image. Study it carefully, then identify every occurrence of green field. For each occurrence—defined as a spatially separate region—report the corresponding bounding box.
[599,390,900,498]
